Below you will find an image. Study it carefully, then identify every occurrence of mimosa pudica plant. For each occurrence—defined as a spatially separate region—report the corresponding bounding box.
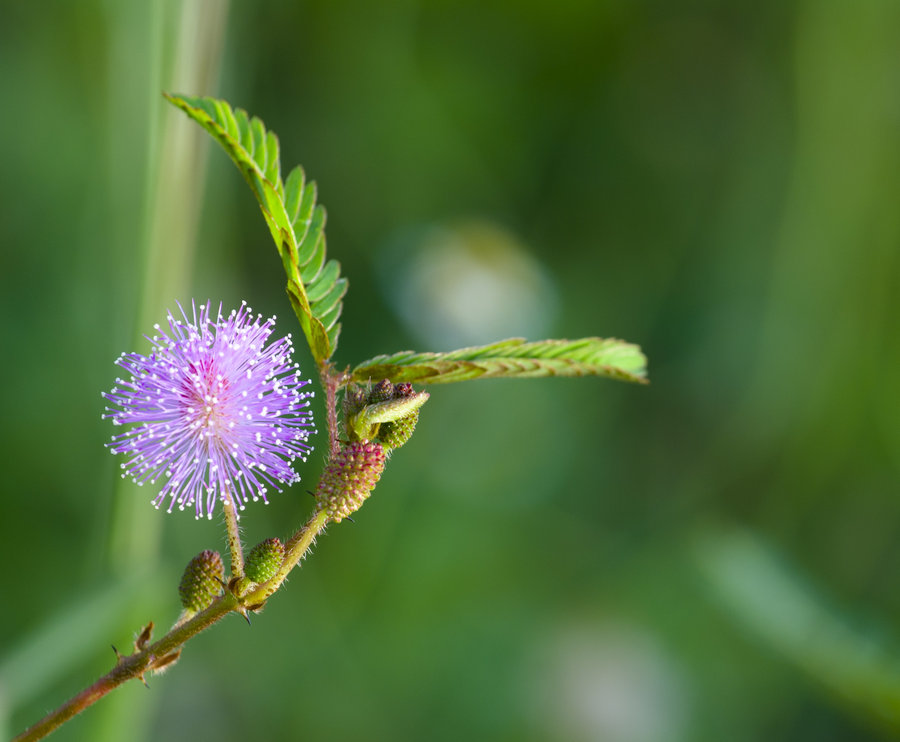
[13,94,648,742]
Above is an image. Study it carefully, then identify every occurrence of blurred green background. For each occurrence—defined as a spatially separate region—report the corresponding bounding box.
[2,1,900,740]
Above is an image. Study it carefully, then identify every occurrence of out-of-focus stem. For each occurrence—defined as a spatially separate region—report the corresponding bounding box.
[108,0,231,574]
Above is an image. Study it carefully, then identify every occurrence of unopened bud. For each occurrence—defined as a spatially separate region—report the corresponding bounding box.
[349,391,428,439]
[393,382,414,398]
[317,440,386,523]
[245,537,285,584]
[378,410,419,452]
[367,379,395,404]
[343,385,367,419]
[178,549,224,612]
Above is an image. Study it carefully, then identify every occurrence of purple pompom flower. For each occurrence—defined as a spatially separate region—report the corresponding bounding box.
[102,301,315,520]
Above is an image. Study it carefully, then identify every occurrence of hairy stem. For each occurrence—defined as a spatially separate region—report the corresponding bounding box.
[14,505,332,742]
[222,498,244,578]
[12,592,237,742]
[246,508,329,604]
[319,362,343,459]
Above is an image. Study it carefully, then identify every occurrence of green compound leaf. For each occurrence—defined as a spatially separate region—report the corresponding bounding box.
[164,93,346,364]
[351,337,648,385]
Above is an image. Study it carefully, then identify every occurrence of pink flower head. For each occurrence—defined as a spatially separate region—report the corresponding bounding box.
[103,301,315,519]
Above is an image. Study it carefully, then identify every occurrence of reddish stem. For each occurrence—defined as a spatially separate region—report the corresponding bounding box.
[13,586,239,740]
[318,362,343,458]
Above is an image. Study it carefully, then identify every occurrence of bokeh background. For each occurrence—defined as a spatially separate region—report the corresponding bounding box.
[2,1,900,740]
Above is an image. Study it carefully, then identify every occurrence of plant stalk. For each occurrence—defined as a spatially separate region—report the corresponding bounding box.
[319,362,343,458]
[13,504,331,742]
[222,498,244,578]
[247,508,329,604]
[11,592,237,742]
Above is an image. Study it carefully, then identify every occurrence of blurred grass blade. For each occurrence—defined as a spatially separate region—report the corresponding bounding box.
[163,93,345,363]
[0,577,144,714]
[695,529,900,732]
[351,337,648,385]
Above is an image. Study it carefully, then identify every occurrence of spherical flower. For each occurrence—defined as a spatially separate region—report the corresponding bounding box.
[102,301,315,519]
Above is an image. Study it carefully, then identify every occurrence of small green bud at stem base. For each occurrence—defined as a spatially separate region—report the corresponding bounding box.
[179,550,224,613]
[245,538,285,584]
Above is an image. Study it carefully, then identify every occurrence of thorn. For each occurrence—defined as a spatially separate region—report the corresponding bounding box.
[345,516,355,524]
[139,673,149,688]
[237,607,252,626]
[111,645,122,660]
[307,489,317,498]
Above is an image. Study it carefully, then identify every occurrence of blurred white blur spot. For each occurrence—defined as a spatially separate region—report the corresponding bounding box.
[528,622,688,742]
[379,220,557,349]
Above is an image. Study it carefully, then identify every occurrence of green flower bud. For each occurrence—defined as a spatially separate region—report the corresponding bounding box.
[317,440,386,523]
[378,410,419,452]
[349,391,428,439]
[245,537,285,584]
[179,549,224,612]
[344,380,429,443]
[377,381,420,451]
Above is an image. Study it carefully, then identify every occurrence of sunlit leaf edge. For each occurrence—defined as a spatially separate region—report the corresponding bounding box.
[350,337,648,385]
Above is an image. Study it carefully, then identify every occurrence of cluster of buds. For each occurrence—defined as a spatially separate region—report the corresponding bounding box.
[179,381,428,611]
[179,538,285,619]
[316,380,429,523]
[343,380,429,453]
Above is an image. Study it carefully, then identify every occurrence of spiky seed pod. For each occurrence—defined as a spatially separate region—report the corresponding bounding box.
[245,537,285,584]
[179,549,224,612]
[377,411,419,452]
[317,440,386,523]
